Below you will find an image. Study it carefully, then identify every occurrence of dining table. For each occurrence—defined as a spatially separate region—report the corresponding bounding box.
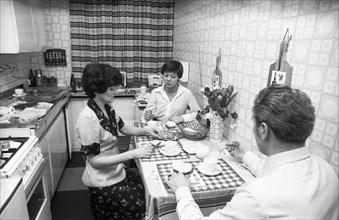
[130,122,255,220]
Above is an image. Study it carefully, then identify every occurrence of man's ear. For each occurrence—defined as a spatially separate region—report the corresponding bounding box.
[259,122,269,140]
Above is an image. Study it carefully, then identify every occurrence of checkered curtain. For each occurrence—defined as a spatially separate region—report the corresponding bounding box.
[69,0,174,87]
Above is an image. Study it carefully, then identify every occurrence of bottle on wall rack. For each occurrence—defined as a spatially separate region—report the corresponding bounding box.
[212,48,222,88]
[70,74,77,93]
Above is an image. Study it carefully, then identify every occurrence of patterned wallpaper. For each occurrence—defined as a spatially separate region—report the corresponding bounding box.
[173,0,339,173]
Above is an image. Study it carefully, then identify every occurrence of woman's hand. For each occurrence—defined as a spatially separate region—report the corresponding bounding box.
[165,172,191,192]
[144,126,163,138]
[131,144,153,159]
[171,116,184,124]
[144,110,153,121]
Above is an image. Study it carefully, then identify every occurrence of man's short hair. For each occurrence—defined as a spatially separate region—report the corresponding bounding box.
[252,85,315,144]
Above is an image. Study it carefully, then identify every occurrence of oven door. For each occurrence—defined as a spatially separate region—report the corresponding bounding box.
[25,159,51,220]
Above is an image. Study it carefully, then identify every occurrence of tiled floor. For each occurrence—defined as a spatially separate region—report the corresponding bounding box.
[51,151,93,220]
[51,136,135,220]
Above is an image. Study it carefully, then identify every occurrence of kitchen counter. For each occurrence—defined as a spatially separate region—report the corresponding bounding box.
[70,88,142,98]
[0,87,70,137]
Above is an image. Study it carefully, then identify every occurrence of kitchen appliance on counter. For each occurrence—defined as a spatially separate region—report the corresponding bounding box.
[148,74,163,87]
[0,130,51,220]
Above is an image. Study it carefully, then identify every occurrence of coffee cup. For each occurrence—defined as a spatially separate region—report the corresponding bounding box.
[195,143,209,159]
[203,156,218,172]
[15,88,24,96]
[164,141,177,153]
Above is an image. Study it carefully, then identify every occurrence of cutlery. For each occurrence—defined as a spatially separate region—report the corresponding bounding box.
[150,141,164,149]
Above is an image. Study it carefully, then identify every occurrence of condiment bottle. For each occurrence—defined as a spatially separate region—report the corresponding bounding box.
[70,74,77,93]
[29,69,36,87]
[35,69,42,87]
[140,84,146,95]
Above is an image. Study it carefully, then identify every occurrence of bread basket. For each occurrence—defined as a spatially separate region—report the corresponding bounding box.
[178,120,209,140]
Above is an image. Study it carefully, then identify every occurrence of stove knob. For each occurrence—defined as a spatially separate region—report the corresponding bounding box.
[19,161,27,174]
[26,156,34,169]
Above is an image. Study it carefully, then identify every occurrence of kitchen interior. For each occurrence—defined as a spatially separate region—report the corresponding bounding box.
[0,0,338,220]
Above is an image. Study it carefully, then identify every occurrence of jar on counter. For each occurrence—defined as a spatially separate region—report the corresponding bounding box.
[140,84,146,95]
[35,69,42,87]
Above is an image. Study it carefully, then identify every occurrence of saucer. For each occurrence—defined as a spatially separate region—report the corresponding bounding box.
[159,147,181,156]
[182,144,196,155]
[172,161,192,173]
[12,93,27,98]
[197,163,222,176]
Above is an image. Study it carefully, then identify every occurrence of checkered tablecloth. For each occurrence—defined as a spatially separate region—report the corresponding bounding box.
[157,159,245,194]
[135,136,190,162]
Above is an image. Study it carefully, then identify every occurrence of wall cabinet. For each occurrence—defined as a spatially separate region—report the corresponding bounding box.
[0,0,46,53]
[38,110,68,199]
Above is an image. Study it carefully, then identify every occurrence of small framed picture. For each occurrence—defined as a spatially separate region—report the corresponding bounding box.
[270,70,286,86]
[75,78,83,91]
[212,75,220,87]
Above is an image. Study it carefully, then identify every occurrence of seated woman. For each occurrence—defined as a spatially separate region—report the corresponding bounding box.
[141,60,201,124]
[76,63,162,220]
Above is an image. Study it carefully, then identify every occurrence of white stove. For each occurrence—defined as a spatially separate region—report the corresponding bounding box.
[0,129,51,220]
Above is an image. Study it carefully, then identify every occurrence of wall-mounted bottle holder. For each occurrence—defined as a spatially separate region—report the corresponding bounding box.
[44,49,67,66]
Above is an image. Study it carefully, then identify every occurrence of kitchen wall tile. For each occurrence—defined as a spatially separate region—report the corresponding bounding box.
[319,95,338,120]
[310,141,330,160]
[330,149,338,173]
[304,66,325,90]
[315,13,337,38]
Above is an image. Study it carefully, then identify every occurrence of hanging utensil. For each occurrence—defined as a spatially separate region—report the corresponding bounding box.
[267,28,293,87]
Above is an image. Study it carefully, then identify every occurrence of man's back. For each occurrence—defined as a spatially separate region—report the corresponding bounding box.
[244,153,338,219]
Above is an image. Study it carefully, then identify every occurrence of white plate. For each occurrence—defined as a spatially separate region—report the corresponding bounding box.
[182,144,196,154]
[172,161,192,173]
[159,147,181,156]
[197,163,222,176]
[12,93,27,98]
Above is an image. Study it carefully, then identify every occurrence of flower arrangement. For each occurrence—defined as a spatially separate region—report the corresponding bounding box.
[198,85,238,121]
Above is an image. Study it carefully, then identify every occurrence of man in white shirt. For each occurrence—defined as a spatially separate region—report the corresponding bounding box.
[166,85,339,220]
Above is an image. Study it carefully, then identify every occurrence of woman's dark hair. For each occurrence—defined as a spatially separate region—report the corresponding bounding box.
[82,63,122,98]
[252,85,315,144]
[161,60,183,78]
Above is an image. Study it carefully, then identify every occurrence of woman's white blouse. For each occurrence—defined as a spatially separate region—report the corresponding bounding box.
[76,104,126,187]
[141,84,201,122]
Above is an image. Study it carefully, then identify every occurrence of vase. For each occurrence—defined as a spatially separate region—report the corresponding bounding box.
[209,110,224,142]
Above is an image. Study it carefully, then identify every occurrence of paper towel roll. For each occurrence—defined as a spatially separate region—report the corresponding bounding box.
[180,61,190,82]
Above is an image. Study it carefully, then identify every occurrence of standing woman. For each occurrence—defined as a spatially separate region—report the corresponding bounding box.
[142,60,201,124]
[76,63,162,220]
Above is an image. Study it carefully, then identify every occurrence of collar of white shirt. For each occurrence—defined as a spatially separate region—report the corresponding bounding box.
[260,147,311,176]
[155,84,187,102]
